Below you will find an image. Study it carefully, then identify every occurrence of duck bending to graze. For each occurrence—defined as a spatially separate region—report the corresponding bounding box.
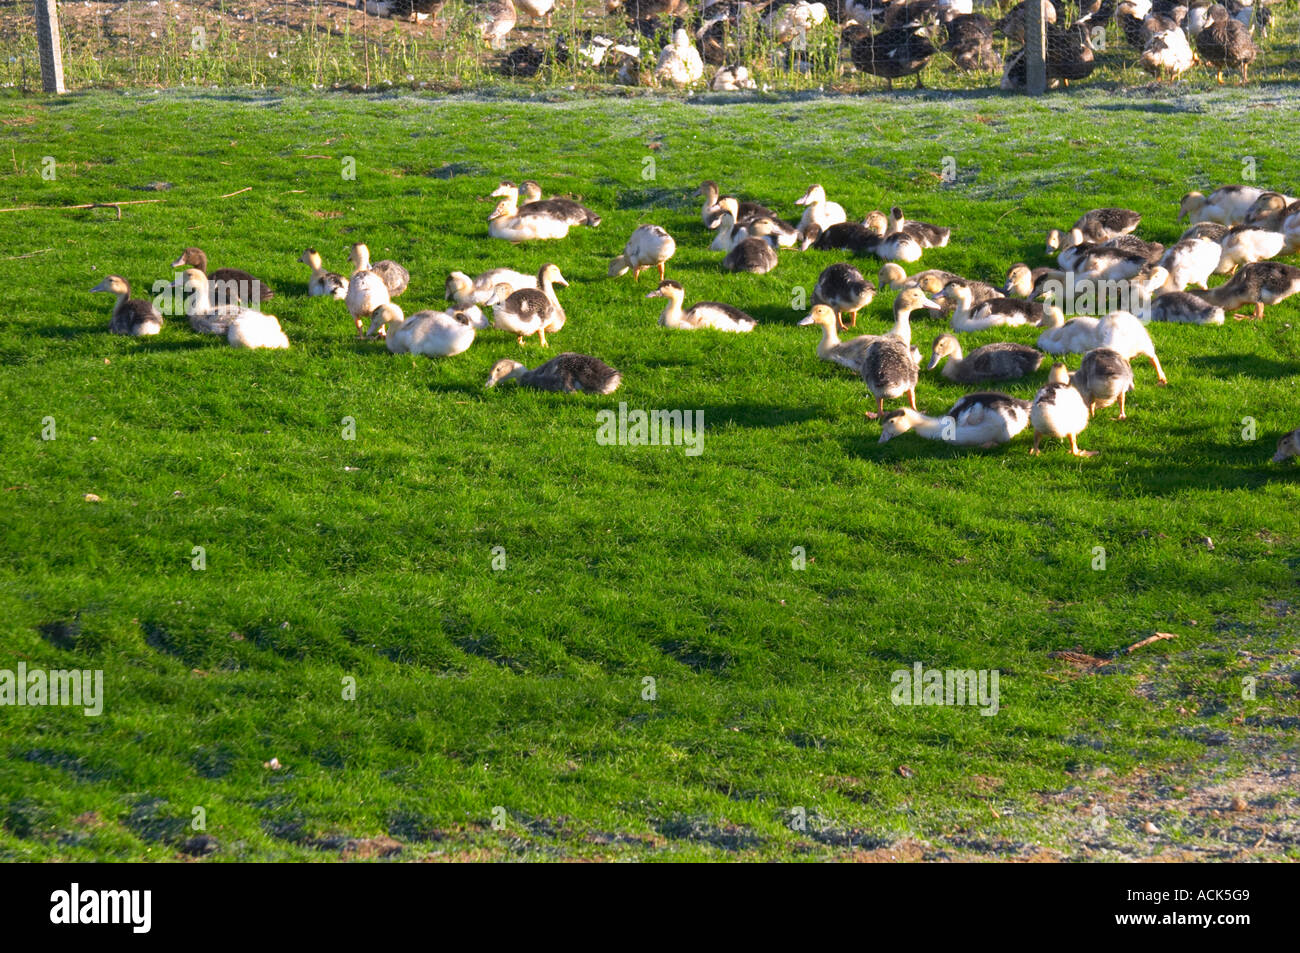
[366,303,478,357]
[445,268,537,307]
[646,280,757,332]
[1273,427,1300,463]
[227,312,289,350]
[879,392,1032,448]
[1196,3,1257,82]
[1160,237,1223,291]
[1179,184,1265,225]
[1148,291,1225,325]
[1060,242,1149,282]
[695,181,778,229]
[180,268,272,337]
[799,304,921,373]
[943,13,1001,71]
[1217,226,1288,273]
[1002,23,1095,90]
[1031,363,1095,457]
[1181,221,1230,243]
[1196,262,1300,320]
[1098,310,1166,384]
[861,337,920,419]
[492,181,601,228]
[926,334,1043,383]
[1105,234,1164,264]
[485,353,622,394]
[516,0,555,26]
[795,185,847,234]
[1244,192,1299,231]
[813,263,875,328]
[939,282,1051,332]
[170,247,274,306]
[487,263,568,346]
[610,225,677,281]
[888,207,950,248]
[1047,208,1141,252]
[91,275,163,336]
[349,243,409,298]
[1071,347,1134,420]
[299,248,349,299]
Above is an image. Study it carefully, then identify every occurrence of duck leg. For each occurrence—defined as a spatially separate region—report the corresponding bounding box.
[658,262,666,281]
[1068,434,1097,457]
[517,335,525,346]
[633,266,643,281]
[864,397,885,420]
[1116,391,1127,421]
[847,309,859,327]
[908,388,917,411]
[1030,432,1043,456]
[1254,301,1266,321]
[538,326,549,348]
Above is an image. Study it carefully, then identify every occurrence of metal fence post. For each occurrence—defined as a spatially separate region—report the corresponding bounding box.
[1026,0,1046,95]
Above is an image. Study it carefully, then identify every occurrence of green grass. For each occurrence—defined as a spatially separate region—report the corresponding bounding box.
[1,87,1299,861]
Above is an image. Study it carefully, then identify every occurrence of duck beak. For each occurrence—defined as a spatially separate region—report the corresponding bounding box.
[169,255,186,269]
[706,216,722,229]
[1273,450,1289,463]
[645,290,662,299]
[90,279,110,293]
[919,296,943,311]
[797,314,815,325]
[926,354,941,370]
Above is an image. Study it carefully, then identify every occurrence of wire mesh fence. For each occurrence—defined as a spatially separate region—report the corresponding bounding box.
[2,1,1299,94]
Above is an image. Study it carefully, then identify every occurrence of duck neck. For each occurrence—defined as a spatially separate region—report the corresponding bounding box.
[658,294,685,327]
[939,348,963,381]
[186,277,214,314]
[815,321,841,358]
[910,411,949,440]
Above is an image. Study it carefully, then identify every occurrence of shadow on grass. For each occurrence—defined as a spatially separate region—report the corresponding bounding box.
[1185,353,1300,381]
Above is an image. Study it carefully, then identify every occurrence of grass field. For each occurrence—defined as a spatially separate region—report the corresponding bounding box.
[2,85,1299,861]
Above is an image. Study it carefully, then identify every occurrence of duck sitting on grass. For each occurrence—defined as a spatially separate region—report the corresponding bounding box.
[485,353,622,394]
[91,275,163,337]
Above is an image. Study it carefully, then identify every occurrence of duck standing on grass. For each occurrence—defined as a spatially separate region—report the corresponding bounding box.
[609,225,676,281]
[1195,262,1300,321]
[812,263,875,328]
[861,336,919,420]
[349,243,409,299]
[1030,362,1095,457]
[486,263,568,346]
[1070,347,1135,420]
[91,276,164,336]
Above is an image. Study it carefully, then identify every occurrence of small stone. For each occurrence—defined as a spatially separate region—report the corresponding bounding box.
[83,493,101,502]
[180,835,218,856]
[1230,795,1248,812]
[897,764,915,778]
[1143,821,1160,835]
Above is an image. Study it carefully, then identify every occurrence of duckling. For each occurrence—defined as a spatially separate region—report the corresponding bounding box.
[366,303,477,357]
[798,303,920,373]
[1272,427,1300,463]
[794,184,847,234]
[878,263,958,293]
[299,248,349,299]
[90,275,164,336]
[1180,221,1230,243]
[609,224,677,281]
[1140,21,1195,78]
[1105,234,1165,264]
[481,0,517,49]
[227,312,289,350]
[1148,291,1225,325]
[1072,347,1135,420]
[695,181,778,229]
[1196,262,1300,320]
[859,217,925,263]
[493,181,602,229]
[655,28,704,86]
[1097,310,1167,384]
[1217,225,1288,273]
[879,392,1032,448]
[1036,307,1102,356]
[487,263,568,346]
[940,282,1049,332]
[1159,236,1223,291]
[1244,192,1299,230]
[743,215,803,248]
[1179,184,1265,225]
[723,230,779,274]
[861,337,920,419]
[1196,3,1256,82]
[445,268,537,307]
[887,206,950,248]
[851,20,936,89]
[803,222,877,254]
[645,279,757,332]
[1030,363,1095,457]
[1003,263,1058,299]
[170,247,274,306]
[926,334,1043,383]
[485,353,622,394]
[710,64,757,90]
[179,268,270,337]
[516,0,555,25]
[349,243,409,298]
[708,197,798,250]
[812,263,875,328]
[886,287,947,345]
[345,264,391,338]
[488,197,572,242]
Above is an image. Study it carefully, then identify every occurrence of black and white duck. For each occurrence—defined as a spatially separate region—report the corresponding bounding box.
[926,334,1043,383]
[850,19,936,88]
[170,247,273,307]
[485,353,622,394]
[645,279,757,332]
[879,392,1032,448]
[1197,262,1300,320]
[813,262,876,328]
[91,275,163,336]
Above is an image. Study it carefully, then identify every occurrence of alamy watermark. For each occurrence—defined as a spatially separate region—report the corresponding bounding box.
[1,664,103,716]
[596,403,704,456]
[891,662,999,716]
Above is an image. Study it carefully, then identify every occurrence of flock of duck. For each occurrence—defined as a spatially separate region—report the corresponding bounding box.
[366,0,1272,90]
[92,175,1300,460]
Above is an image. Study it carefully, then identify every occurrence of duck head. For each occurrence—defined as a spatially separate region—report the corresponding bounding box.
[485,358,526,388]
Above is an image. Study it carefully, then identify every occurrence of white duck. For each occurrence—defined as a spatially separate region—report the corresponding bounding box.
[180,268,272,336]
[1179,185,1266,225]
[1217,226,1288,273]
[655,29,704,87]
[794,184,847,234]
[879,392,1032,448]
[1030,363,1095,457]
[1097,310,1167,384]
[1159,236,1222,291]
[299,248,349,299]
[345,266,391,338]
[487,197,572,242]
[609,225,677,281]
[366,303,478,357]
[445,268,537,307]
[228,312,289,350]
[646,280,757,332]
